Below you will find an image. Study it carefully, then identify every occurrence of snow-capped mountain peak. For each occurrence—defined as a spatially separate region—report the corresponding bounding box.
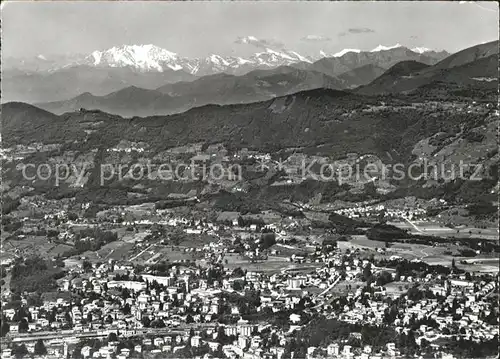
[88,44,180,72]
[411,47,432,54]
[236,57,253,65]
[208,54,230,66]
[289,51,312,63]
[370,44,403,52]
[264,48,295,61]
[333,48,361,57]
[251,48,309,66]
[59,41,446,77]
[80,42,318,74]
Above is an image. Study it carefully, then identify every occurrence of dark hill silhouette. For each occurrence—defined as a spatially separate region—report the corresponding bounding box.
[430,40,498,71]
[336,64,387,88]
[37,66,344,117]
[357,53,497,95]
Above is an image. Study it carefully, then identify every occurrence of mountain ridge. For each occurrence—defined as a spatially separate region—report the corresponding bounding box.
[32,41,497,117]
[357,41,499,96]
[35,66,346,117]
[4,42,448,76]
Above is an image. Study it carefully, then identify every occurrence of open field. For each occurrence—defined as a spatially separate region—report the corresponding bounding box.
[223,252,320,273]
[272,243,311,256]
[450,227,499,240]
[128,244,199,265]
[282,264,322,274]
[177,235,214,248]
[224,260,288,273]
[388,242,446,260]
[336,234,499,273]
[223,252,288,270]
[390,220,499,240]
[121,231,150,243]
[152,245,200,263]
[423,255,499,273]
[348,235,387,249]
[97,241,135,261]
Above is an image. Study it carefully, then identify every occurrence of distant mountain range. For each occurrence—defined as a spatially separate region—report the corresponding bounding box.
[36,67,344,117]
[305,46,448,78]
[357,40,499,95]
[2,66,197,105]
[32,41,497,117]
[3,39,447,75]
[84,44,314,76]
[77,42,447,77]
[2,40,449,104]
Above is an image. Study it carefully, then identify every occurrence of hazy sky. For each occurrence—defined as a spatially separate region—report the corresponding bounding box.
[2,1,499,58]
